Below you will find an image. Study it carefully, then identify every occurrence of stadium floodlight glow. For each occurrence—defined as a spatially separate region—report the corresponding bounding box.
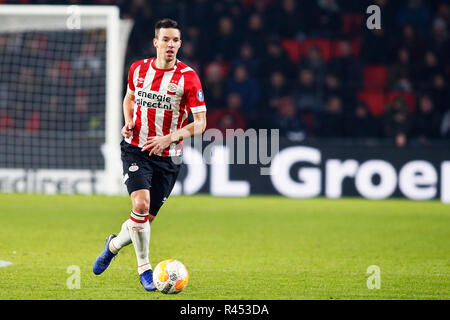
[0,5,132,195]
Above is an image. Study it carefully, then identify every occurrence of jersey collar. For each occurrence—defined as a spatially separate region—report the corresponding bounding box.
[150,58,178,71]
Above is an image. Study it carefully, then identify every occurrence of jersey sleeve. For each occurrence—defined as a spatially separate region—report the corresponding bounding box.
[184,71,206,114]
[127,61,139,95]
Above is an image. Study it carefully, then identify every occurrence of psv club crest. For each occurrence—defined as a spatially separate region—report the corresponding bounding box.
[129,163,139,172]
[167,81,178,93]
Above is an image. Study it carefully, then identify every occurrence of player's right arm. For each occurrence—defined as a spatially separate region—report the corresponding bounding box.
[121,61,141,139]
[121,92,135,139]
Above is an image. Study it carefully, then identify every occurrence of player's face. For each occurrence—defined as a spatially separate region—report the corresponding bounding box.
[154,28,182,62]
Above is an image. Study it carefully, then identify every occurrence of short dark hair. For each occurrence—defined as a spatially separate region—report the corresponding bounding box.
[155,18,181,39]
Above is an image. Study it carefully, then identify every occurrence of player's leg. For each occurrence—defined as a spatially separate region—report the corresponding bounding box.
[128,189,152,275]
[108,188,151,255]
[125,189,156,291]
[130,157,181,289]
[93,198,153,282]
[111,141,152,259]
[126,157,180,237]
[93,176,151,276]
[93,142,153,277]
[108,192,151,251]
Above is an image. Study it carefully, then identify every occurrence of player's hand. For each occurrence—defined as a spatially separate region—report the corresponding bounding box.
[141,135,171,156]
[121,121,134,139]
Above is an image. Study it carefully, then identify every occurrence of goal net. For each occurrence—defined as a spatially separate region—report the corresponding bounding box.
[0,5,132,195]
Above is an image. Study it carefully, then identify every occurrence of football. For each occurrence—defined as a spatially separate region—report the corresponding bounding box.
[153,259,189,294]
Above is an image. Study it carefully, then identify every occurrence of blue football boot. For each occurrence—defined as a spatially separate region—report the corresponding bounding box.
[140,269,157,291]
[93,234,117,275]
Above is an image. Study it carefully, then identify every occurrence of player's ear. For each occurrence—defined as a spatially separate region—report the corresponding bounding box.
[153,37,158,48]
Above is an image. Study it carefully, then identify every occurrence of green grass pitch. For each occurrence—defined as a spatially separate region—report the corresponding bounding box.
[0,194,449,300]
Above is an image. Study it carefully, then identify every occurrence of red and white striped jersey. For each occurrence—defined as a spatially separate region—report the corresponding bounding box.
[125,58,206,157]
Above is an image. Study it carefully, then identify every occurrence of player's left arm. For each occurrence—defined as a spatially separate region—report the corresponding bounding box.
[142,70,206,156]
[141,111,206,156]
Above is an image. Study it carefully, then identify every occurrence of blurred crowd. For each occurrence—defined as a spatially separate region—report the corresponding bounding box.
[0,0,449,148]
[0,30,106,134]
[119,0,450,147]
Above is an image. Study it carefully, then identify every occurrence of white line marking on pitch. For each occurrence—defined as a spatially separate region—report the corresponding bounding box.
[0,260,13,267]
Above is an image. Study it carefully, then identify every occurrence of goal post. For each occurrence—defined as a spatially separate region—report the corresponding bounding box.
[0,5,131,195]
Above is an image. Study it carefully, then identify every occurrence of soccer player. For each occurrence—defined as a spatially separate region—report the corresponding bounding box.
[93,18,207,291]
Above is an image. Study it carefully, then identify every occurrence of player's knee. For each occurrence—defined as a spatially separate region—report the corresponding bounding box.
[133,198,149,215]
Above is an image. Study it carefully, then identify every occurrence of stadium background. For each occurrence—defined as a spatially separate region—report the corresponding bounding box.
[0,0,449,202]
[8,0,446,144]
[2,0,446,143]
[121,0,450,146]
